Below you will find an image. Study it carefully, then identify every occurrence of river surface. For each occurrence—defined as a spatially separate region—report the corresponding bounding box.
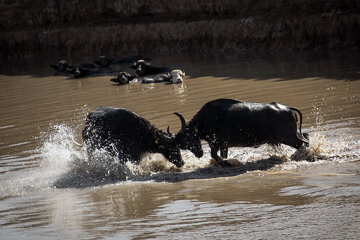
[0,52,360,239]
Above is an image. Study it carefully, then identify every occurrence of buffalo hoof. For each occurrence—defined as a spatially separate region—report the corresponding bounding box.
[303,132,309,140]
[225,159,243,166]
[216,160,233,168]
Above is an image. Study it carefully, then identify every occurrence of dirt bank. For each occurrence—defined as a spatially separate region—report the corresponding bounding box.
[0,0,359,62]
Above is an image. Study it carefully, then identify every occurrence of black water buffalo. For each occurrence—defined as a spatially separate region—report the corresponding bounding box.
[173,98,309,167]
[110,72,136,85]
[50,60,70,72]
[67,64,99,78]
[82,107,184,168]
[131,60,172,76]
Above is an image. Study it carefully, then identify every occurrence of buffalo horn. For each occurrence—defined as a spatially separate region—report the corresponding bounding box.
[174,112,186,134]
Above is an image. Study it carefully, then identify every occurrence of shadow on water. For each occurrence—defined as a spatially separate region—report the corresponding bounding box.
[53,156,286,189]
[147,156,286,183]
[1,50,359,81]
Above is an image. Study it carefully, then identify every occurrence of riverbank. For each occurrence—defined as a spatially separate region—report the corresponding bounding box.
[0,0,359,62]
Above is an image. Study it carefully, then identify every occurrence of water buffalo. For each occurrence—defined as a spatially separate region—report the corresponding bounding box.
[82,107,184,168]
[168,70,185,84]
[140,70,185,84]
[131,60,172,76]
[67,64,99,78]
[50,60,70,72]
[110,72,136,85]
[110,70,185,85]
[173,98,309,167]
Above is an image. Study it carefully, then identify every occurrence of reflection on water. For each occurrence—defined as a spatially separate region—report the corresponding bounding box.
[0,51,359,239]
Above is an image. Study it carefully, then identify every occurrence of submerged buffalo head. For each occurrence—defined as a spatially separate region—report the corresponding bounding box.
[169,70,185,84]
[110,72,135,85]
[50,60,69,71]
[131,60,151,76]
[73,66,85,78]
[69,64,97,78]
[173,112,203,158]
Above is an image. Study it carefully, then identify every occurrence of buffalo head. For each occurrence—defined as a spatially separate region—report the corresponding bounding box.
[131,60,151,76]
[169,70,185,84]
[173,112,203,158]
[51,60,69,71]
[156,132,184,167]
[110,72,134,85]
[73,66,85,78]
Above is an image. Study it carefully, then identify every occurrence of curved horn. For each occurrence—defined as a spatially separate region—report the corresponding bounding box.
[174,112,186,134]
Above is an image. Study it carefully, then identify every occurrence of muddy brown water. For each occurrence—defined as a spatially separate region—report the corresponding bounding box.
[0,52,359,239]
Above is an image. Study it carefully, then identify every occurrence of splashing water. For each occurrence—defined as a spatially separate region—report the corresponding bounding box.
[1,113,359,195]
[40,124,188,188]
[279,103,360,171]
[0,124,86,197]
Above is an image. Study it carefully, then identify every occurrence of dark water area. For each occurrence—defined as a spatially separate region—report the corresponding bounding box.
[0,51,359,239]
[2,51,360,80]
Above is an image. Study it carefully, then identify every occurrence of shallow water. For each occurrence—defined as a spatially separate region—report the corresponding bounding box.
[0,51,359,239]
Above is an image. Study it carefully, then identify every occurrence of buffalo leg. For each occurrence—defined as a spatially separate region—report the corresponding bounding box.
[220,147,228,159]
[210,144,231,167]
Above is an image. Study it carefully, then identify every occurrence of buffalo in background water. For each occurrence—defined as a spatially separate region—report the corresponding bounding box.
[130,59,173,77]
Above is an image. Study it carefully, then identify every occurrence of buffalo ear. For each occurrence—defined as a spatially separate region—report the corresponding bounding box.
[166,126,176,138]
[167,126,172,135]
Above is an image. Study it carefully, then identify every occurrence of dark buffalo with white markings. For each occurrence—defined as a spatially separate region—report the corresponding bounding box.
[82,107,184,168]
[173,98,309,167]
[111,70,185,85]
